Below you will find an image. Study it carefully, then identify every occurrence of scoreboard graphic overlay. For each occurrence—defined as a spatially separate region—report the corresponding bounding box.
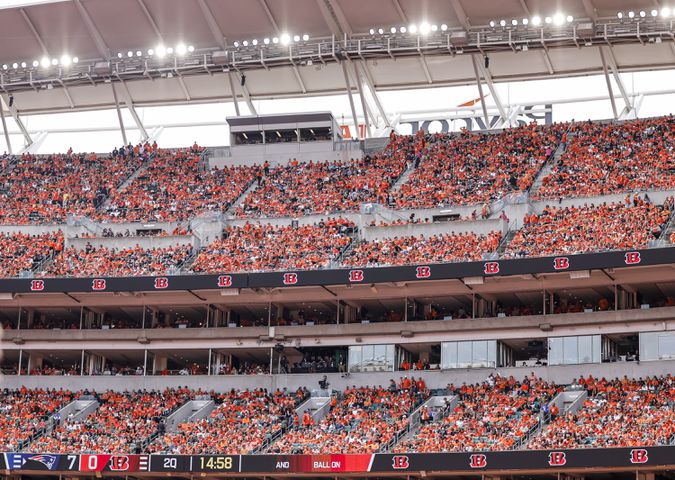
[2,447,673,475]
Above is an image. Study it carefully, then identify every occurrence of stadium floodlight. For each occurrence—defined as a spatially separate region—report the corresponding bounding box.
[567,15,574,22]
[147,48,154,55]
[41,57,50,67]
[553,13,564,25]
[72,56,79,64]
[628,11,635,18]
[280,33,290,45]
[522,18,529,25]
[51,58,58,65]
[176,43,187,54]
[431,24,438,31]
[651,9,658,16]
[21,61,27,68]
[61,55,71,66]
[440,23,448,31]
[187,45,195,52]
[263,37,270,44]
[617,12,623,19]
[369,28,375,34]
[32,60,39,67]
[511,19,518,26]
[127,51,133,57]
[499,19,506,27]
[390,26,397,33]
[545,16,552,23]
[489,20,496,27]
[136,50,142,56]
[167,47,174,54]
[2,64,8,70]
[251,39,258,46]
[639,10,646,17]
[532,15,541,25]
[242,40,249,47]
[377,28,384,35]
[272,36,279,44]
[12,62,18,69]
[156,45,166,57]
[400,26,407,33]
[661,7,671,17]
[419,22,431,34]
[293,34,300,42]
[408,24,417,33]
[233,41,239,47]
[117,52,123,58]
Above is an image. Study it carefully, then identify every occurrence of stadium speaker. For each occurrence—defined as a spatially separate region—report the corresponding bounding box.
[484,56,490,69]
[8,95,13,107]
[449,31,468,46]
[577,22,595,37]
[211,51,229,66]
[240,73,246,86]
[274,343,285,353]
[93,61,112,76]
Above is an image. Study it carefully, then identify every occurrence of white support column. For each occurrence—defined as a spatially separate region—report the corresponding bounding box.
[236,72,257,115]
[341,61,360,140]
[0,95,32,147]
[111,83,128,145]
[599,47,619,119]
[227,71,241,116]
[471,55,490,128]
[602,46,633,116]
[0,108,12,154]
[114,77,148,141]
[352,62,372,138]
[359,60,391,128]
[474,55,508,126]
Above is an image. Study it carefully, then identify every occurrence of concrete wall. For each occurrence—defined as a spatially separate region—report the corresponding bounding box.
[211,143,363,168]
[361,219,506,242]
[1,360,672,392]
[66,235,199,251]
[530,188,675,213]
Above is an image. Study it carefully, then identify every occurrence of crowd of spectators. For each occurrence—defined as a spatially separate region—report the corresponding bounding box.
[44,242,194,277]
[235,150,407,218]
[394,374,561,453]
[390,123,565,209]
[149,388,306,454]
[535,116,675,199]
[0,388,72,450]
[191,218,355,273]
[27,388,193,453]
[0,231,63,277]
[529,375,674,449]
[268,378,428,454]
[504,196,672,258]
[98,148,254,222]
[0,149,147,224]
[342,231,502,267]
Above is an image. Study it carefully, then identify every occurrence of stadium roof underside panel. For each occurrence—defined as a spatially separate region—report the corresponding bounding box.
[0,0,672,115]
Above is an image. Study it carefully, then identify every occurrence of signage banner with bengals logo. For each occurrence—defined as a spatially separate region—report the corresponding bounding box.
[1,247,674,293]
[3,447,674,474]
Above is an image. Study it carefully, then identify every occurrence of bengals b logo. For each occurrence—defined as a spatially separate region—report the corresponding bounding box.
[349,270,364,282]
[630,449,648,464]
[483,262,500,274]
[416,266,431,278]
[30,279,45,291]
[92,279,106,291]
[392,455,409,469]
[469,454,487,468]
[283,273,298,285]
[625,251,641,265]
[154,277,168,289]
[109,456,129,471]
[548,452,566,466]
[217,275,232,287]
[553,257,569,270]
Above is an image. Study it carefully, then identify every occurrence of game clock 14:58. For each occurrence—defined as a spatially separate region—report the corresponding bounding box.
[193,455,239,472]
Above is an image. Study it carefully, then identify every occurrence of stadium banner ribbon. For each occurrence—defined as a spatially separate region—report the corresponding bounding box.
[2,447,674,474]
[0,247,672,294]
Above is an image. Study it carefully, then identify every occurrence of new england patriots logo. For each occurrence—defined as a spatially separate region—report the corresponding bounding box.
[28,455,58,469]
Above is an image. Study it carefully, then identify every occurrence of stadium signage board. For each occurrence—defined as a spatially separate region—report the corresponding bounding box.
[0,247,672,294]
[2,447,673,474]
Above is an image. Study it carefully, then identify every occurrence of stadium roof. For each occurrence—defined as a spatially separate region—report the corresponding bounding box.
[0,0,673,116]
